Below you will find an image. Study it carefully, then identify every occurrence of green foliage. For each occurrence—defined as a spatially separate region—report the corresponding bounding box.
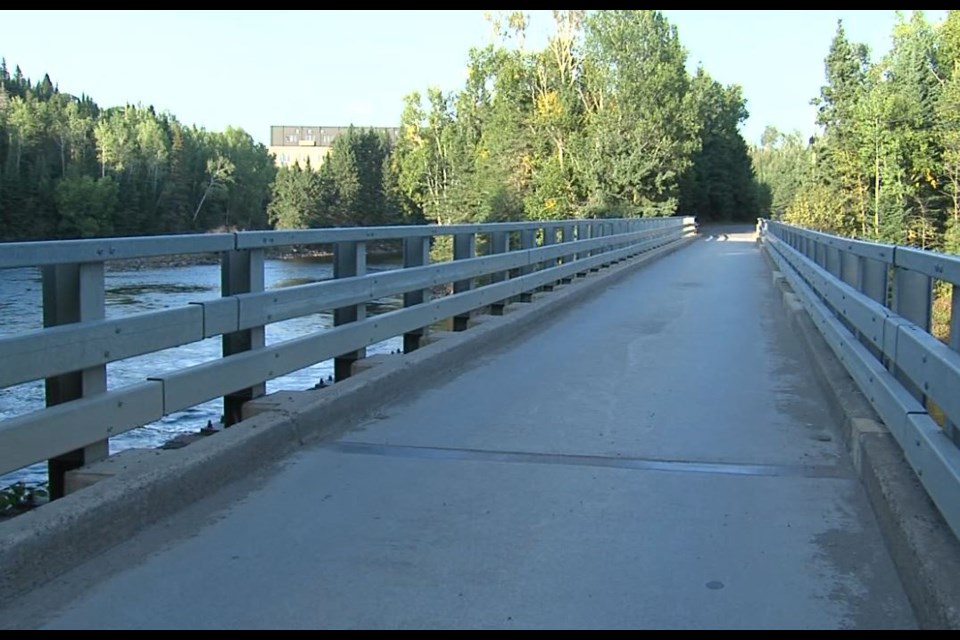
[2,10,771,239]
[580,10,699,217]
[0,62,274,240]
[757,11,960,254]
[751,127,813,219]
[55,174,118,237]
[391,10,761,226]
[0,482,48,515]
[677,69,760,222]
[268,128,407,230]
[316,127,399,226]
[268,160,322,229]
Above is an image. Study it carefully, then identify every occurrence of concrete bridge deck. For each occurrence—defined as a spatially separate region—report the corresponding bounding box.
[2,229,916,629]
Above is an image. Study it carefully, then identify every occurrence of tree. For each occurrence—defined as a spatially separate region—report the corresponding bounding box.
[578,10,699,217]
[766,10,960,253]
[267,160,323,229]
[523,11,587,220]
[54,175,118,238]
[750,127,813,219]
[192,154,234,225]
[314,127,395,226]
[808,21,873,237]
[6,94,43,175]
[212,126,276,230]
[93,106,137,178]
[678,69,760,222]
[883,12,943,247]
[938,12,960,252]
[392,89,459,223]
[0,61,278,240]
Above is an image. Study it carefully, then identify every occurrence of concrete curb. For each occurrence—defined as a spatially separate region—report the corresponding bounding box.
[0,235,697,605]
[760,243,960,629]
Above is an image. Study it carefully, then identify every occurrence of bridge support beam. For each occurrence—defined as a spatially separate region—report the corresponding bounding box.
[222,249,266,426]
[42,262,108,499]
[333,242,367,380]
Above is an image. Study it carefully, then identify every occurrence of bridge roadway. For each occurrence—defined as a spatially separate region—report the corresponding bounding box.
[3,228,916,629]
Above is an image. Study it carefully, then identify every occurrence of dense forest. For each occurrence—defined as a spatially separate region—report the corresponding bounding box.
[0,61,277,241]
[754,10,960,254]
[8,10,960,249]
[272,10,761,231]
[0,10,761,242]
[380,10,759,227]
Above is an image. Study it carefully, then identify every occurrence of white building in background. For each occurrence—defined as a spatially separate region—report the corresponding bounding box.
[268,125,400,169]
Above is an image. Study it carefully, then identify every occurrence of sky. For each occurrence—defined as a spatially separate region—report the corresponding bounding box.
[0,10,949,147]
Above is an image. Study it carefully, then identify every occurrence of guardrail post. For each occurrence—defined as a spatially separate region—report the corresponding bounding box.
[42,262,108,499]
[838,251,865,345]
[840,252,859,288]
[452,232,475,331]
[518,228,536,302]
[589,221,603,271]
[893,266,933,332]
[402,236,430,352]
[861,257,889,306]
[576,222,590,277]
[489,231,509,315]
[222,248,266,424]
[855,255,888,361]
[333,241,367,380]
[559,224,575,283]
[613,221,623,250]
[892,264,933,404]
[826,242,842,278]
[949,285,960,445]
[602,222,615,262]
[540,225,557,292]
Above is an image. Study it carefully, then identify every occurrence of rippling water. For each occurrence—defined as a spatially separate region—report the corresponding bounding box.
[0,257,404,487]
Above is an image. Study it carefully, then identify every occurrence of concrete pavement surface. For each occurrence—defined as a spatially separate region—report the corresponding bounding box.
[1,228,916,629]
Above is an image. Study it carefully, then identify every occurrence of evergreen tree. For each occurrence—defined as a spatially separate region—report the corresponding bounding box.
[678,69,759,222]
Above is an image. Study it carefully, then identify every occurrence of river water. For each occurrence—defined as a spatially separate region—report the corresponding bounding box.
[0,257,404,488]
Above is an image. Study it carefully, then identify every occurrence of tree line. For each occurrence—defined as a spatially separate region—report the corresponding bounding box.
[2,10,765,242]
[386,10,759,227]
[272,11,762,231]
[0,62,276,240]
[753,10,960,254]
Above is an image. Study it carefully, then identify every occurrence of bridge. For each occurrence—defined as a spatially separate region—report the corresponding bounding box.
[0,218,958,629]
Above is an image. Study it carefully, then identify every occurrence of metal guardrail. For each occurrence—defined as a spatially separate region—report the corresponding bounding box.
[0,217,697,496]
[758,219,960,541]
